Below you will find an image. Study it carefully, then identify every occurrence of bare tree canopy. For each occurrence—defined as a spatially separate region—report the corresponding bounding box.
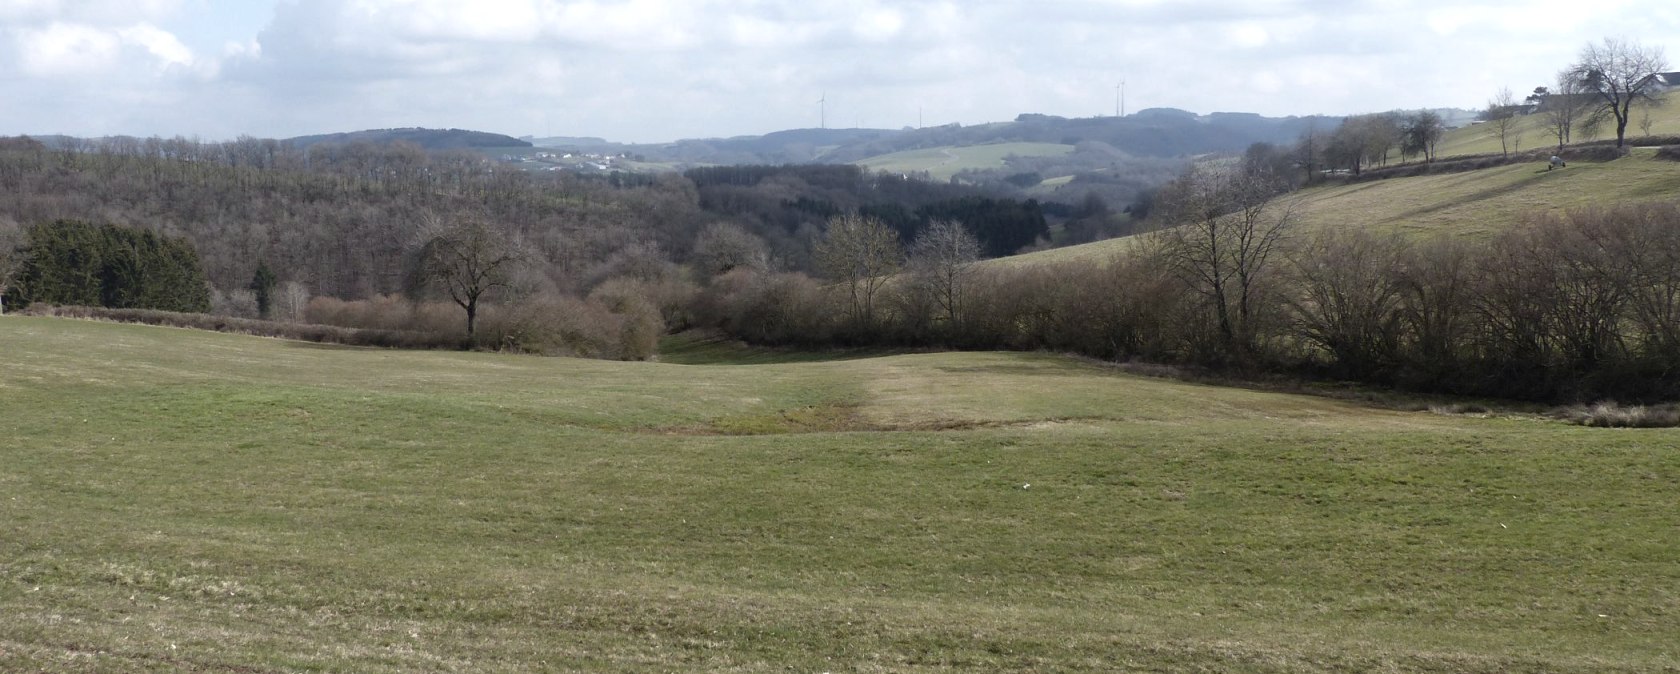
[1540,70,1593,153]
[408,215,526,340]
[1569,38,1670,148]
[1153,162,1294,360]
[908,219,982,325]
[1480,87,1523,158]
[692,222,771,278]
[815,213,902,326]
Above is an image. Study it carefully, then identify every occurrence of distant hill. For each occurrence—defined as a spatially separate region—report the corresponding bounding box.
[518,110,1337,169]
[286,127,531,150]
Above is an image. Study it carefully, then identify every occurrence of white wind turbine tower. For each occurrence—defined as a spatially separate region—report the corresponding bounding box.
[819,92,827,129]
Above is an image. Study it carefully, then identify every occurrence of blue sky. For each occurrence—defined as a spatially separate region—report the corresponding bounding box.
[2,1,1677,142]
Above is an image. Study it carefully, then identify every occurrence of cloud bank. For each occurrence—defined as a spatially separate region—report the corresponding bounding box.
[2,0,1675,141]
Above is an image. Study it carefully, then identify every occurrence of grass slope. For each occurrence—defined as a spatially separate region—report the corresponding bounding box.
[1003,148,1680,268]
[1435,91,1680,158]
[855,142,1073,180]
[3,317,1678,672]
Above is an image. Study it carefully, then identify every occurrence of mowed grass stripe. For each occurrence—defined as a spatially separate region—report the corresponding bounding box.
[2,317,1677,672]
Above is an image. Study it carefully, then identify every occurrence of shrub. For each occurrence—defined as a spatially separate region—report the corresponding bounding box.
[477,293,626,358]
[20,304,460,350]
[1554,402,1680,428]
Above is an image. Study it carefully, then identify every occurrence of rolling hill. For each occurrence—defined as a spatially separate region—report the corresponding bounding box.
[1434,91,1680,158]
[286,127,532,150]
[1000,146,1680,268]
[854,142,1075,180]
[3,316,1676,671]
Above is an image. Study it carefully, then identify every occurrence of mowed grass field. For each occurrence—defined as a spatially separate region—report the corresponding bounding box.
[1001,148,1680,268]
[855,143,1073,181]
[3,317,1678,672]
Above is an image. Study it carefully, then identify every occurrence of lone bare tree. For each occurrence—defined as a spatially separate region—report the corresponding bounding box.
[1569,38,1669,148]
[907,219,981,325]
[815,213,901,326]
[408,216,525,340]
[1481,87,1523,158]
[1541,71,1592,152]
[1154,163,1295,359]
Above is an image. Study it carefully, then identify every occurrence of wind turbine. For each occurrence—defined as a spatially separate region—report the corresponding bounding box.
[818,92,827,129]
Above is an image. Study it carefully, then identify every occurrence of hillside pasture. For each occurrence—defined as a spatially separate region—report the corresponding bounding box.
[2,317,1677,672]
[855,142,1074,180]
[1434,90,1680,158]
[998,149,1680,268]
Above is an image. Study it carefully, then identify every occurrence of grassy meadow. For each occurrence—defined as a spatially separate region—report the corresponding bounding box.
[1001,146,1680,268]
[854,143,1074,181]
[2,316,1677,672]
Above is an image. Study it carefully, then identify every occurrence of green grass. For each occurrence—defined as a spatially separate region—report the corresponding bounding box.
[3,317,1678,672]
[1002,149,1680,268]
[855,142,1074,180]
[1435,91,1680,158]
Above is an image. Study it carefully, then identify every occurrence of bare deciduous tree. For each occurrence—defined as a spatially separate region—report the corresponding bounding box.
[275,281,310,323]
[1394,236,1477,386]
[1541,72,1592,153]
[408,216,526,340]
[692,222,770,278]
[1154,163,1295,359]
[1481,87,1523,158]
[815,213,901,326]
[907,219,981,325]
[1570,37,1670,148]
[1285,229,1406,378]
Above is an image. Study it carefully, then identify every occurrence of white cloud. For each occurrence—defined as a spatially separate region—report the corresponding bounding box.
[14,22,120,76]
[3,0,1679,141]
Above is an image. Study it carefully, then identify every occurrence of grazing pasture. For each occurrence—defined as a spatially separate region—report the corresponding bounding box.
[2,317,1676,672]
[999,148,1680,268]
[854,143,1074,181]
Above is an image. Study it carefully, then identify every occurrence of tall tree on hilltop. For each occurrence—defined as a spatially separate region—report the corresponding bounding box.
[1569,38,1669,148]
[1481,87,1523,158]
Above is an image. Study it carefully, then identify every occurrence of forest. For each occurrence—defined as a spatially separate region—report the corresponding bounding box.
[3,88,1679,404]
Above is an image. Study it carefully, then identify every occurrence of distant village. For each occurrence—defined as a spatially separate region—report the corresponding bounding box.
[499,150,636,172]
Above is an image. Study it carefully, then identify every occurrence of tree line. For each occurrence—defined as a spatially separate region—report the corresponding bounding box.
[691,157,1680,403]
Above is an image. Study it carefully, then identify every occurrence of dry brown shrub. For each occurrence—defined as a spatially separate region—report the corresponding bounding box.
[1555,401,1680,428]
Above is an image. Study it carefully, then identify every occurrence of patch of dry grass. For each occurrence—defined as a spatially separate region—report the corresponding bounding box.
[1554,401,1680,428]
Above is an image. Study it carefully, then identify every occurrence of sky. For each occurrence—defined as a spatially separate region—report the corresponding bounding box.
[2,0,1677,143]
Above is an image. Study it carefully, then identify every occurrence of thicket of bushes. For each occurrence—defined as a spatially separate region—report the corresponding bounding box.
[696,200,1680,403]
